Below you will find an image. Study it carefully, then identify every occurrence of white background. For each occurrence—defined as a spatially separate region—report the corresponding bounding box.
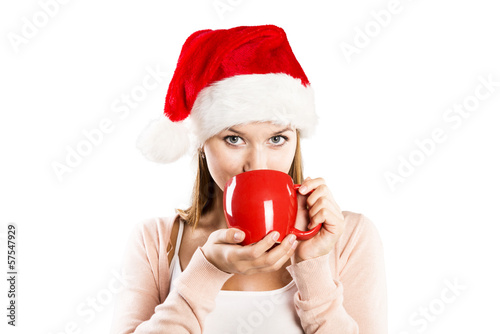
[1,0,499,333]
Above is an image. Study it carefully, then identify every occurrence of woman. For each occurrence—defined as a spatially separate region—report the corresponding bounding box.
[110,25,387,333]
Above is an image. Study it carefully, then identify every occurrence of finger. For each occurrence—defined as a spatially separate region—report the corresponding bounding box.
[308,196,340,219]
[253,234,297,269]
[272,238,298,269]
[239,231,280,260]
[306,187,342,216]
[212,228,245,245]
[308,207,327,228]
[244,235,298,274]
[304,184,331,207]
[298,177,325,195]
[308,208,343,230]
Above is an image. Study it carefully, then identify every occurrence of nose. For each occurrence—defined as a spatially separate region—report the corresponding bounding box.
[243,147,269,172]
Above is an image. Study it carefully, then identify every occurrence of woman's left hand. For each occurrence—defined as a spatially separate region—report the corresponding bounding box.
[292,176,345,264]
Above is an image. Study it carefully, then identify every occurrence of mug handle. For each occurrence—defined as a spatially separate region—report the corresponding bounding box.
[291,184,322,240]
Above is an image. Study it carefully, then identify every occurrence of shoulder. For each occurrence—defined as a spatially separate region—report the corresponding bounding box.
[340,211,383,247]
[332,211,385,274]
[127,215,179,252]
[121,215,180,301]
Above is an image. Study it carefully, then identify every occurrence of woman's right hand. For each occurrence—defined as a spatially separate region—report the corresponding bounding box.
[200,229,298,275]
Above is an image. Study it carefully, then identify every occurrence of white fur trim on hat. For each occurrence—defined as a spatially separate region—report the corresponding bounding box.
[136,116,191,163]
[190,73,317,149]
[136,73,317,164]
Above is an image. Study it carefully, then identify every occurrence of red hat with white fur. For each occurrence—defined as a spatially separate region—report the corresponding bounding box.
[137,25,318,163]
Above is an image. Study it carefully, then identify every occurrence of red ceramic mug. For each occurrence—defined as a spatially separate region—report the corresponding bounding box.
[223,169,322,246]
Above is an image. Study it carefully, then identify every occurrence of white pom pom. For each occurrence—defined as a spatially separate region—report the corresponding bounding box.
[136,117,191,164]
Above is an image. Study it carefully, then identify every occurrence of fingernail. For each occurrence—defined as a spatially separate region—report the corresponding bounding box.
[272,232,280,241]
[299,185,308,194]
[292,241,298,249]
[234,232,242,241]
[288,234,297,244]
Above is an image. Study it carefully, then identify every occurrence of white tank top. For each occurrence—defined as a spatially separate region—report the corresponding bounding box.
[169,221,304,333]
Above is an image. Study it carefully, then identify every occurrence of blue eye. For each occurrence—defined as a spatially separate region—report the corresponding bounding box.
[270,135,288,146]
[224,135,242,145]
[223,135,289,146]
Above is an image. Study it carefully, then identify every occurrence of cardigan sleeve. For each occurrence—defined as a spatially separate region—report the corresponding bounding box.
[286,213,388,333]
[110,219,233,334]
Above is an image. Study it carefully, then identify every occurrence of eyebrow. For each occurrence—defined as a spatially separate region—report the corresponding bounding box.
[227,126,293,136]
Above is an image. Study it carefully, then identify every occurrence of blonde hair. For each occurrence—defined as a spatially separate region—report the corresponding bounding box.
[175,130,304,229]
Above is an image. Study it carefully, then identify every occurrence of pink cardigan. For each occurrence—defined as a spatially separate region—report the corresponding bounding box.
[110,211,387,333]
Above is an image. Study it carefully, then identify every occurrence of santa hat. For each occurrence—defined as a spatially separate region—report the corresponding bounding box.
[137,25,318,163]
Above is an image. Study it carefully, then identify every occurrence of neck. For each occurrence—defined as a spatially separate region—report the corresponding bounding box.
[200,186,227,230]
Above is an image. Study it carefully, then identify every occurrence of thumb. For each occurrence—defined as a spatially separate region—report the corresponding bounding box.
[224,228,245,244]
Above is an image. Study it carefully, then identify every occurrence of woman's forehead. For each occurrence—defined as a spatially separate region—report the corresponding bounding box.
[224,122,296,133]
